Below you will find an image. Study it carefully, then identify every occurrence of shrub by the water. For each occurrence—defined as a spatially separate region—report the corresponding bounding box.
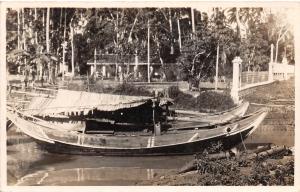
[113,83,152,96]
[167,86,235,112]
[196,91,235,113]
[167,86,197,110]
[168,86,180,98]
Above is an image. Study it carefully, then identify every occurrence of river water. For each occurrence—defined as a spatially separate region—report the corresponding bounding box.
[7,127,193,186]
[7,113,294,186]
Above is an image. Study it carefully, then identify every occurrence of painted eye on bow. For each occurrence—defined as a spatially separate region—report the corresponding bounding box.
[226,127,231,133]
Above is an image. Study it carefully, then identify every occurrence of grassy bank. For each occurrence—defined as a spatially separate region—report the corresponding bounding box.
[244,78,295,105]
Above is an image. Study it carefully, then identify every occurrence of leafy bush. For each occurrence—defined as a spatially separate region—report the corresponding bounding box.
[162,64,179,81]
[196,91,235,112]
[168,88,235,112]
[112,83,152,96]
[168,89,197,110]
[167,86,180,98]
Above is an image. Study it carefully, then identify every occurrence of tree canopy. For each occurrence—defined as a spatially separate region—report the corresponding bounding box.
[6,7,295,80]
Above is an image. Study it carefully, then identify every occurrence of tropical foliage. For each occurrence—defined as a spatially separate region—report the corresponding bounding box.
[6,7,295,83]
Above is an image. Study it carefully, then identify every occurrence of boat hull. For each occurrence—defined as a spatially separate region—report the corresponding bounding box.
[7,108,266,156]
[35,125,253,156]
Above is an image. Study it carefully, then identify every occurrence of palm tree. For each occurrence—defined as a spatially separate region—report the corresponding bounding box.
[226,7,265,40]
[226,7,242,40]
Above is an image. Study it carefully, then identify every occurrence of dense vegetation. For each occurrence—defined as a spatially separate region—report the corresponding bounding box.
[6,7,295,85]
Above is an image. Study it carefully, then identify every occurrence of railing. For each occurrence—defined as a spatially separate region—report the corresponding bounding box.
[240,71,269,89]
[272,63,295,81]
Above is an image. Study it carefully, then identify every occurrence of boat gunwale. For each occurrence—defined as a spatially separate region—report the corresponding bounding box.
[173,101,249,117]
[7,109,268,150]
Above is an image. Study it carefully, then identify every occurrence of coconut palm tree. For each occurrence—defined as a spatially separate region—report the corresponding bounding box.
[226,7,265,40]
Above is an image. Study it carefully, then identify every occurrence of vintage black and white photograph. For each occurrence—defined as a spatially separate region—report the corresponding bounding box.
[4,2,297,187]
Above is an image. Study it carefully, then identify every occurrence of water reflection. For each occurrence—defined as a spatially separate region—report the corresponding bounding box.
[15,167,169,186]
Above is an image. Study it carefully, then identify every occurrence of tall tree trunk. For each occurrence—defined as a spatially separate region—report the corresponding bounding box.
[134,49,138,79]
[42,9,45,27]
[215,42,219,90]
[147,19,150,83]
[235,8,241,41]
[191,7,195,34]
[70,25,75,76]
[21,8,27,79]
[16,8,20,75]
[169,8,174,54]
[62,9,67,80]
[34,8,38,44]
[275,40,279,63]
[46,7,50,53]
[177,14,181,52]
[128,11,139,43]
[60,8,63,29]
[275,28,288,63]
[17,8,20,50]
[94,48,97,76]
[115,10,119,80]
[22,8,26,51]
[46,7,51,83]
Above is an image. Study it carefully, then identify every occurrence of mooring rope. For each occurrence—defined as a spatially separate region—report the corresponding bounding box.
[240,132,247,152]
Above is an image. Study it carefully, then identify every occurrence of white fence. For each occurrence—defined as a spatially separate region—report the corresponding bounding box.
[272,63,295,81]
[231,55,295,103]
[240,71,269,88]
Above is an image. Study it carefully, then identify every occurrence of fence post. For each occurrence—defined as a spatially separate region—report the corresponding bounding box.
[231,57,242,104]
[268,44,274,82]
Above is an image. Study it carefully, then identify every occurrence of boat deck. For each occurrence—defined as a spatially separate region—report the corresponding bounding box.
[7,109,266,150]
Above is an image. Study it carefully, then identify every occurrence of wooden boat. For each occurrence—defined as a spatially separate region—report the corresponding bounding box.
[7,108,268,156]
[9,89,249,131]
[168,101,249,124]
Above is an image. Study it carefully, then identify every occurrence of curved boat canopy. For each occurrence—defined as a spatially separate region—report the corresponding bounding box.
[24,89,172,116]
